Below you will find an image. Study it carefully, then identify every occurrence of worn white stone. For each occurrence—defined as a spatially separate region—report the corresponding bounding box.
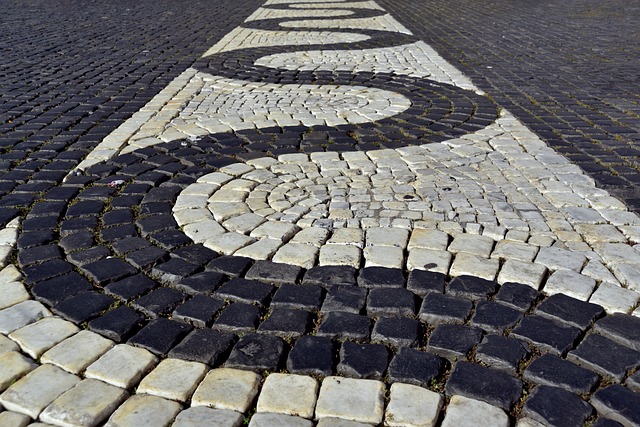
[0,264,22,283]
[191,368,261,413]
[250,221,299,241]
[315,418,373,427]
[272,243,319,269]
[441,395,509,427]
[137,358,208,403]
[0,301,51,335]
[589,282,640,314]
[385,383,443,427]
[365,228,409,248]
[326,229,364,247]
[9,318,79,359]
[172,406,244,427]
[318,244,362,268]
[249,413,314,427]
[574,223,627,245]
[543,270,596,301]
[0,334,19,355]
[315,377,385,425]
[0,351,37,392]
[535,246,586,272]
[407,229,449,251]
[0,411,31,427]
[497,259,547,289]
[406,248,451,274]
[491,240,538,262]
[85,344,158,389]
[40,379,129,427]
[234,238,283,260]
[256,373,318,419]
[581,260,619,284]
[363,246,404,269]
[203,232,256,255]
[0,364,80,419]
[0,281,30,310]
[223,213,266,234]
[450,252,499,281]
[104,394,182,427]
[611,263,640,291]
[40,330,114,374]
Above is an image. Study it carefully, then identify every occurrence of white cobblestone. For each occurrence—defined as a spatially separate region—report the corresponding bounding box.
[137,359,208,403]
[85,345,158,389]
[0,301,51,335]
[543,270,597,301]
[450,252,499,281]
[0,351,37,392]
[172,407,244,427]
[589,282,640,314]
[191,368,261,413]
[385,383,443,427]
[497,259,547,289]
[8,318,79,359]
[104,394,182,427]
[441,395,509,427]
[40,330,114,375]
[315,377,385,425]
[256,373,318,418]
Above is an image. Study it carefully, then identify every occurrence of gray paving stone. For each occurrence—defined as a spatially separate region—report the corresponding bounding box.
[225,333,285,371]
[0,281,30,310]
[40,379,129,427]
[172,407,244,427]
[385,383,443,427]
[524,354,599,394]
[104,394,182,427]
[137,358,207,403]
[476,335,529,375]
[248,413,313,427]
[591,385,640,427]
[321,285,367,314]
[445,361,522,410]
[0,301,51,335]
[0,334,19,356]
[286,335,334,377]
[85,344,158,389]
[0,351,37,392]
[419,292,473,324]
[511,315,582,356]
[315,376,385,425]
[256,373,318,419]
[191,368,261,413]
[441,395,509,427]
[495,282,541,311]
[40,330,114,374]
[9,317,79,359]
[316,311,371,342]
[371,316,420,348]
[593,312,640,351]
[337,341,388,380]
[0,364,80,419]
[567,333,640,381]
[523,385,593,427]
[427,324,483,361]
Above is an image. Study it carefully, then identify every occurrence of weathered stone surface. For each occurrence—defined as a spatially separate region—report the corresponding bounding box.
[315,377,385,425]
[137,358,208,403]
[441,395,509,427]
[172,407,244,427]
[104,394,182,427]
[591,385,640,427]
[256,373,318,419]
[385,383,443,427]
[445,362,522,410]
[40,330,114,374]
[85,344,158,389]
[523,385,593,427]
[191,368,261,413]
[0,351,37,392]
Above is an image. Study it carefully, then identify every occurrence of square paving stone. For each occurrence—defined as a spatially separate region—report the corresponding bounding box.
[215,278,274,305]
[271,284,323,311]
[85,344,158,389]
[131,287,186,318]
[316,311,371,342]
[100,224,137,242]
[337,341,389,380]
[447,275,497,301]
[191,368,261,413]
[387,347,443,387]
[213,302,260,332]
[248,412,313,427]
[40,330,114,375]
[471,300,523,334]
[357,267,405,288]
[476,335,529,375]
[39,378,129,427]
[105,394,182,427]
[256,373,318,419]
[303,265,357,287]
[18,230,57,250]
[172,295,224,328]
[171,244,219,266]
[371,316,421,348]
[567,333,640,381]
[494,282,541,311]
[523,385,593,427]
[406,269,445,297]
[386,382,443,427]
[418,292,473,325]
[169,329,236,366]
[321,285,367,314]
[286,335,335,377]
[445,361,522,411]
[23,259,74,285]
[88,306,145,342]
[593,312,640,351]
[67,245,111,266]
[9,317,78,359]
[176,271,226,295]
[136,213,178,237]
[138,358,208,403]
[52,291,115,323]
[524,354,599,394]
[366,288,416,317]
[245,260,303,285]
[81,258,137,285]
[104,274,157,302]
[0,351,37,392]
[17,244,62,268]
[441,394,509,427]
[111,237,151,255]
[58,231,94,252]
[172,406,244,427]
[315,376,385,425]
[511,315,582,356]
[536,293,604,330]
[258,308,310,339]
[125,246,168,270]
[151,258,200,285]
[427,324,483,361]
[225,333,285,371]
[206,255,253,277]
[30,272,92,306]
[128,318,193,355]
[591,385,640,427]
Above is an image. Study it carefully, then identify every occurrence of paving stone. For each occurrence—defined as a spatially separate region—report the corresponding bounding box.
[191,368,261,413]
[593,312,640,351]
[544,270,597,301]
[318,244,362,268]
[476,335,529,374]
[496,259,548,288]
[151,258,199,285]
[215,278,274,305]
[385,382,443,427]
[628,370,640,393]
[244,260,303,286]
[40,379,129,427]
[406,248,452,274]
[523,385,593,427]
[0,351,37,392]
[590,419,625,427]
[406,269,445,296]
[494,282,541,311]
[52,291,115,323]
[125,245,168,269]
[171,244,219,267]
[445,361,522,410]
[132,287,186,318]
[524,354,599,394]
[81,258,137,285]
[175,271,226,296]
[258,308,310,338]
[591,385,640,427]
[111,237,151,255]
[256,373,318,419]
[316,311,371,342]
[67,245,111,267]
[17,244,61,269]
[87,306,144,342]
[138,358,207,403]
[172,406,244,427]
[0,280,30,310]
[337,341,388,380]
[418,292,473,324]
[172,295,224,328]
[471,300,523,334]
[0,364,80,419]
[366,287,416,317]
[315,376,385,425]
[225,333,285,371]
[321,285,367,314]
[0,411,31,427]
[302,265,356,288]
[8,317,79,359]
[448,275,497,301]
[357,266,404,288]
[535,246,587,272]
[387,347,443,387]
[213,302,260,332]
[104,394,182,427]
[590,282,640,314]
[440,395,509,427]
[169,329,235,366]
[23,259,74,285]
[248,413,313,427]
[567,333,640,381]
[371,316,421,348]
[40,330,114,374]
[0,334,19,355]
[271,284,323,311]
[315,418,373,427]
[205,255,253,277]
[427,324,483,361]
[128,318,193,355]
[511,315,582,356]
[85,344,158,389]
[286,335,334,377]
[0,300,51,334]
[536,293,604,331]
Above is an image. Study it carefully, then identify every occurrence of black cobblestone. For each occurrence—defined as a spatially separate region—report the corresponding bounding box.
[445,361,522,410]
[287,335,335,377]
[169,329,235,366]
[523,385,593,427]
[337,341,389,380]
[525,354,600,394]
[567,333,640,381]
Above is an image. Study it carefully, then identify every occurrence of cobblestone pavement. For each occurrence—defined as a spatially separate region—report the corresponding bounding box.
[1,0,640,426]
